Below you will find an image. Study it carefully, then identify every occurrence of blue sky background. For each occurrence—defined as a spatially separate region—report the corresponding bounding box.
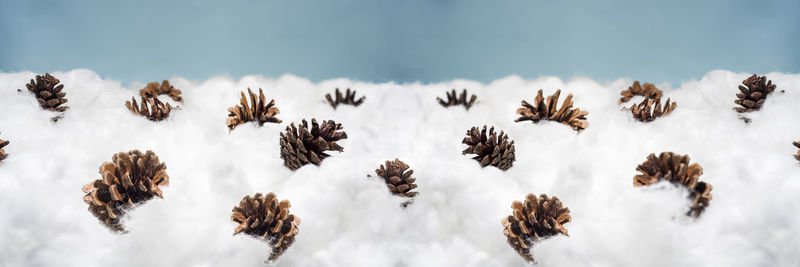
[1,0,798,85]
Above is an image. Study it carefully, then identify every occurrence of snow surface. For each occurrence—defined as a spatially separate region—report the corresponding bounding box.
[0,69,799,267]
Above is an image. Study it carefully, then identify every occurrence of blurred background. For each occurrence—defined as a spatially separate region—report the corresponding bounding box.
[1,0,798,86]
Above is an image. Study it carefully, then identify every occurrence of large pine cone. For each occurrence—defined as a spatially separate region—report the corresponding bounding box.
[629,97,677,122]
[0,135,8,162]
[232,192,300,262]
[325,88,365,109]
[634,152,713,217]
[139,80,183,103]
[437,89,477,110]
[280,119,347,170]
[794,141,800,161]
[125,96,173,121]
[619,81,662,104]
[82,150,169,232]
[375,159,419,206]
[515,89,589,132]
[226,88,281,131]
[24,73,69,112]
[462,126,515,171]
[502,193,571,263]
[734,74,777,113]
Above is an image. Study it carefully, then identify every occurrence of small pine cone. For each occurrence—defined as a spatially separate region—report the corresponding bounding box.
[81,150,169,232]
[231,192,301,262]
[462,126,515,171]
[325,88,365,109]
[502,193,571,263]
[226,88,282,131]
[793,141,800,161]
[734,74,777,114]
[515,89,589,132]
[375,159,419,206]
[633,152,713,217]
[0,135,8,162]
[629,97,677,122]
[619,81,663,104]
[24,73,69,112]
[280,119,347,170]
[139,80,183,103]
[436,89,477,110]
[125,96,173,121]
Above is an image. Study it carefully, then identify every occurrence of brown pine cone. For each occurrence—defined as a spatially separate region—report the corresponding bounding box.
[634,152,713,217]
[515,89,589,132]
[436,89,477,110]
[0,135,8,162]
[24,73,69,112]
[794,141,800,161]
[325,88,365,109]
[688,181,712,217]
[232,192,300,262]
[619,81,663,104]
[375,159,419,206]
[280,119,347,170]
[226,88,281,131]
[139,80,183,103]
[82,150,169,232]
[462,126,515,171]
[125,96,173,121]
[502,193,571,263]
[629,97,677,122]
[734,74,777,114]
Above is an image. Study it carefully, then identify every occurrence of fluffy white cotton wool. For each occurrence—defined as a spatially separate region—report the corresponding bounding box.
[0,69,798,267]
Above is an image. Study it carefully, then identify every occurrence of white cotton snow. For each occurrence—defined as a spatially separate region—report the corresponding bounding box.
[0,69,799,267]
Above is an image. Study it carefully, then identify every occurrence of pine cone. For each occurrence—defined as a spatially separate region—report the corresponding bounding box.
[325,88,365,109]
[734,74,777,114]
[139,80,183,103]
[0,135,8,162]
[688,181,712,217]
[279,119,347,170]
[24,73,69,112]
[462,126,515,171]
[375,159,419,206]
[633,152,713,217]
[629,97,677,122]
[231,192,300,262]
[619,81,662,104]
[81,150,169,232]
[437,89,477,110]
[515,89,589,132]
[226,88,282,131]
[794,141,800,161]
[502,193,571,263]
[125,96,173,121]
